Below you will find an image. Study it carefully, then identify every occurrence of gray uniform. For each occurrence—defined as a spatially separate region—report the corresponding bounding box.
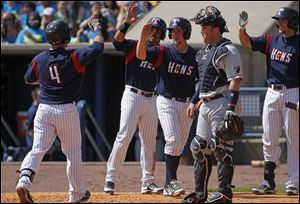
[190,38,243,199]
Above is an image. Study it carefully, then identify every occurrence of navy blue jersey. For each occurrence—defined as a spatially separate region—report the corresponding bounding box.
[146,44,198,97]
[251,34,299,88]
[112,39,157,92]
[24,42,104,104]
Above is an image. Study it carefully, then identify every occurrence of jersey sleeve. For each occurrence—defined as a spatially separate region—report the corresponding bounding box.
[112,38,135,55]
[218,44,243,81]
[24,55,40,84]
[73,41,104,67]
[250,35,269,54]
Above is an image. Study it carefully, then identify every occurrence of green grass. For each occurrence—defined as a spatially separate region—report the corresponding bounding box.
[208,184,286,193]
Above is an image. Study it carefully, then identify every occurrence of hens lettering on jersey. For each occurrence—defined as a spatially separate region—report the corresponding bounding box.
[250,34,299,87]
[139,60,155,70]
[168,62,193,76]
[112,39,157,92]
[270,48,292,63]
[146,44,198,98]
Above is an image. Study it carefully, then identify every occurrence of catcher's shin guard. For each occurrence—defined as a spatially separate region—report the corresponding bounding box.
[194,154,212,199]
[214,149,234,198]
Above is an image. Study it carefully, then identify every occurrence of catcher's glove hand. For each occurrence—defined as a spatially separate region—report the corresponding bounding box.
[239,11,248,28]
[215,114,244,141]
[88,18,102,31]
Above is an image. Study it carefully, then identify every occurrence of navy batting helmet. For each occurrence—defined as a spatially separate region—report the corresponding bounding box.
[147,17,167,40]
[45,20,71,45]
[190,6,229,33]
[167,17,192,40]
[272,7,299,31]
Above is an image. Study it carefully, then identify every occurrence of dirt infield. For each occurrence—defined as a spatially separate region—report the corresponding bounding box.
[1,192,299,203]
[1,162,299,203]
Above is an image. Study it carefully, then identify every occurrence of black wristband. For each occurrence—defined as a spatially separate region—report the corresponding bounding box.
[227,89,239,107]
[119,22,130,34]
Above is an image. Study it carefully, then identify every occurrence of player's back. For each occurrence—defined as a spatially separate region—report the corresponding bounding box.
[24,42,104,104]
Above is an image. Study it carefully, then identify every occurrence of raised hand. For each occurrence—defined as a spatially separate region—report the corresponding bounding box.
[88,18,102,31]
[239,11,248,28]
[125,3,140,25]
[141,24,152,40]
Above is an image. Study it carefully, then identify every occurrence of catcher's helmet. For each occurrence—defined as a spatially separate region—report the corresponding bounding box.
[147,17,167,40]
[272,7,299,31]
[167,17,192,40]
[45,20,71,45]
[190,6,229,33]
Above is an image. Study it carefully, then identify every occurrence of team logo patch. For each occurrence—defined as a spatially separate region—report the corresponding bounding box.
[172,19,180,27]
[233,66,240,74]
[151,18,160,25]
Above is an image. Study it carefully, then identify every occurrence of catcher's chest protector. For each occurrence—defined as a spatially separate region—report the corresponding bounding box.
[196,38,231,93]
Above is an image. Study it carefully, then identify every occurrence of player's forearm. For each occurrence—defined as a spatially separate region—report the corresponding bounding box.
[227,78,241,110]
[239,28,252,48]
[229,78,241,91]
[114,30,126,43]
[136,37,147,60]
[93,29,104,44]
[94,35,104,44]
[114,21,131,43]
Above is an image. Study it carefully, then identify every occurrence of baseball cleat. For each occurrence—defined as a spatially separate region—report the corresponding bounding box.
[252,184,276,194]
[286,186,298,196]
[163,179,185,197]
[68,190,91,203]
[16,186,34,203]
[104,181,115,195]
[141,182,164,194]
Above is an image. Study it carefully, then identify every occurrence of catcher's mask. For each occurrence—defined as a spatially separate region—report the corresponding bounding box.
[190,6,229,33]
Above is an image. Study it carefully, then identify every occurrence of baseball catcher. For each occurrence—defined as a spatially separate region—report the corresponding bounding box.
[186,5,244,203]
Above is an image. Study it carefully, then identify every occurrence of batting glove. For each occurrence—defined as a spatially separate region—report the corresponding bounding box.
[239,11,248,29]
[88,18,102,31]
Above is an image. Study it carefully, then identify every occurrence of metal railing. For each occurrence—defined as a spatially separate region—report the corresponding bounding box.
[77,100,112,161]
[1,114,21,146]
[239,87,267,137]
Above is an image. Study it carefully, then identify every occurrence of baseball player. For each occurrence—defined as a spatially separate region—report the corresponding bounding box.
[15,19,104,203]
[239,7,299,195]
[103,4,165,194]
[137,17,199,197]
[184,6,243,203]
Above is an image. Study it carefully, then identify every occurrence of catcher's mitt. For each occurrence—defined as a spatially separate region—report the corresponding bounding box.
[88,18,102,31]
[215,114,244,141]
